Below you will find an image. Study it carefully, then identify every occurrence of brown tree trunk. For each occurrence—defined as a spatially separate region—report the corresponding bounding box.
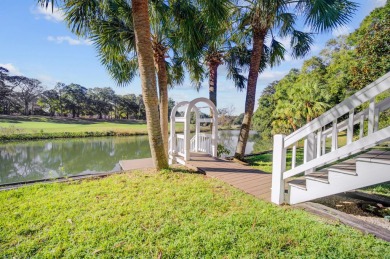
[209,62,219,131]
[234,30,266,160]
[155,51,169,157]
[288,117,297,131]
[132,0,168,170]
[209,63,218,107]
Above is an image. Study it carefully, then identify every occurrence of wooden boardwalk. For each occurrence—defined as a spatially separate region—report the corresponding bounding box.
[120,153,272,201]
[187,153,272,201]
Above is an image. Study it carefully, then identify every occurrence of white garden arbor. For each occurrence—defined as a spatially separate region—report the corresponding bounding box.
[169,98,218,165]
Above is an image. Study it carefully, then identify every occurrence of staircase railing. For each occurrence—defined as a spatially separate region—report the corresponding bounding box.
[271,72,390,204]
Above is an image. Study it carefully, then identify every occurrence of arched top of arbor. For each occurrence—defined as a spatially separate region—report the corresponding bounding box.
[169,98,218,165]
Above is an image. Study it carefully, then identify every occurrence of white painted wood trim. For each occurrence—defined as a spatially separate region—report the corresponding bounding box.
[283,126,390,179]
[368,98,375,134]
[347,109,354,144]
[271,135,286,204]
[284,72,390,147]
[331,120,338,151]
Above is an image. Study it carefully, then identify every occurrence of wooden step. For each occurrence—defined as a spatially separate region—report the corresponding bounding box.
[288,179,307,190]
[357,150,390,165]
[327,162,357,175]
[306,171,329,184]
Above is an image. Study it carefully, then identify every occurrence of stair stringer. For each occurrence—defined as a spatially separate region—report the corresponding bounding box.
[289,161,390,205]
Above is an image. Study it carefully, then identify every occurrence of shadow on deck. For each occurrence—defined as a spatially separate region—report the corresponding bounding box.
[187,152,272,201]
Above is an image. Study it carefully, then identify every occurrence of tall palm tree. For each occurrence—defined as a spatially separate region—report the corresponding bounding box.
[62,0,228,156]
[204,33,252,108]
[38,0,168,169]
[132,0,168,169]
[234,0,358,160]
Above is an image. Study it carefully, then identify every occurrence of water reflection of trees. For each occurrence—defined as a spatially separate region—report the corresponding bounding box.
[0,136,150,185]
[1,131,268,185]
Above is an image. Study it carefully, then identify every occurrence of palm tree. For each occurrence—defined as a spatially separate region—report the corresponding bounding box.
[292,81,330,123]
[234,0,358,160]
[37,0,229,168]
[132,0,168,169]
[62,0,228,156]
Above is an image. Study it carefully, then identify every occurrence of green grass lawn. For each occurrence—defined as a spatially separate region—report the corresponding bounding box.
[362,183,390,197]
[1,169,389,258]
[245,149,304,173]
[0,115,190,141]
[0,115,149,134]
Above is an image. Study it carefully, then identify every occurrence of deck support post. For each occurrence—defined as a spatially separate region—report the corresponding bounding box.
[271,134,286,205]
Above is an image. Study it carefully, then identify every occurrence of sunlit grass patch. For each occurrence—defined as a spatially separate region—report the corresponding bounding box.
[0,169,389,258]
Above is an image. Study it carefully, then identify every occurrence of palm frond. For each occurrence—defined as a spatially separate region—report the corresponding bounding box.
[269,38,286,67]
[295,0,358,32]
[290,30,314,58]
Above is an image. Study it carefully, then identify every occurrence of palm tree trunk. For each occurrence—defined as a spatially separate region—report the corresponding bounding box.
[209,62,219,131]
[155,54,169,157]
[132,0,168,170]
[209,63,218,107]
[234,31,266,160]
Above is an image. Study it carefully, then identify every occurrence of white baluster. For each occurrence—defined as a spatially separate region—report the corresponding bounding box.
[368,98,375,134]
[332,119,338,151]
[374,107,379,132]
[316,130,322,157]
[347,109,354,144]
[305,133,316,174]
[291,143,297,169]
[359,115,365,139]
[322,135,326,155]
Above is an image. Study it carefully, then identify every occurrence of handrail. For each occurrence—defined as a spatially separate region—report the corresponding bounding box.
[283,127,390,179]
[322,97,390,137]
[284,72,390,148]
[271,72,390,205]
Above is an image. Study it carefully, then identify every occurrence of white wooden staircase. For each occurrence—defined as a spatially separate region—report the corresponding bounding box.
[271,72,390,205]
[288,150,390,204]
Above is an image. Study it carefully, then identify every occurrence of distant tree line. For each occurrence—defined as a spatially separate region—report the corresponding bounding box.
[253,3,390,140]
[0,69,175,120]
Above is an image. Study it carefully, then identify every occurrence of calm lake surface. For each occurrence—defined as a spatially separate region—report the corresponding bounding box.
[0,130,258,185]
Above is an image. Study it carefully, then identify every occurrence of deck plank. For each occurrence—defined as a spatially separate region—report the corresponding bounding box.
[187,153,272,201]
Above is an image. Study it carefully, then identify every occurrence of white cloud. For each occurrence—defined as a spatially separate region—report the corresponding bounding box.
[31,3,65,22]
[258,70,287,80]
[373,0,386,8]
[47,36,93,46]
[36,74,58,87]
[0,63,23,76]
[332,25,352,37]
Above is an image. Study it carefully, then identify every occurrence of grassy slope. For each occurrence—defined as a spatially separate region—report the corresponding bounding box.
[0,116,188,141]
[1,170,389,258]
[0,116,149,134]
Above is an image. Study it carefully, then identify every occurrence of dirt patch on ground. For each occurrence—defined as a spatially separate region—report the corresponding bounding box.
[313,194,390,231]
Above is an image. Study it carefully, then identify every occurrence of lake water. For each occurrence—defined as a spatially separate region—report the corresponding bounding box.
[0,130,258,185]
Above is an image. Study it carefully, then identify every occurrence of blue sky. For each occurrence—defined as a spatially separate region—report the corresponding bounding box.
[0,0,386,114]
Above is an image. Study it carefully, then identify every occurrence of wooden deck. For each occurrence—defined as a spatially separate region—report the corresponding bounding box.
[120,153,272,201]
[187,153,272,201]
